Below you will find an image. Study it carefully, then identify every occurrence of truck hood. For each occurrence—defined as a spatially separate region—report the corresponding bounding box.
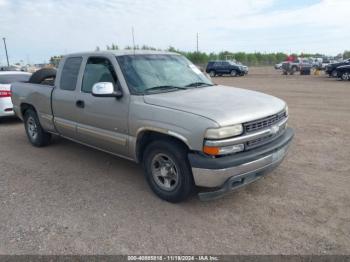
[143,85,286,127]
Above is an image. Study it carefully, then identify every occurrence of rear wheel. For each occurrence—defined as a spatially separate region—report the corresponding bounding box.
[331,70,338,78]
[209,70,216,77]
[24,109,51,147]
[142,140,195,203]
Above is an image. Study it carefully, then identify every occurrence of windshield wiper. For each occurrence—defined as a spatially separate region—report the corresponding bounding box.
[184,82,214,88]
[144,85,188,93]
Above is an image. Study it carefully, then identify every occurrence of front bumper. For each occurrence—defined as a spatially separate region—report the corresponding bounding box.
[241,68,248,74]
[188,128,294,200]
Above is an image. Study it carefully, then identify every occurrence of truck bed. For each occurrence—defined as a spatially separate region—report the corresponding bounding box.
[11,82,56,132]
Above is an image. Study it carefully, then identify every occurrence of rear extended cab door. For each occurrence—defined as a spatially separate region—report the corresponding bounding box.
[52,56,84,139]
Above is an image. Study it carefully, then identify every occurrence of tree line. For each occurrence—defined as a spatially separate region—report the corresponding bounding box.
[49,44,350,67]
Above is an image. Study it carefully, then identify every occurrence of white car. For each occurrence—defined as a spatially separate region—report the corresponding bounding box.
[0,71,31,118]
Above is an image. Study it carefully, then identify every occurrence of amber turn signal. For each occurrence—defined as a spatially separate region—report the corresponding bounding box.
[203,146,220,156]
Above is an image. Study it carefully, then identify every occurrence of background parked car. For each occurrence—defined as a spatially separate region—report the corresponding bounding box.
[274,62,283,70]
[336,65,350,81]
[325,59,350,77]
[0,71,31,118]
[206,60,248,77]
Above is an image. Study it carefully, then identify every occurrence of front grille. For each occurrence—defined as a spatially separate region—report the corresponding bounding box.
[245,125,286,150]
[243,111,287,150]
[244,111,287,133]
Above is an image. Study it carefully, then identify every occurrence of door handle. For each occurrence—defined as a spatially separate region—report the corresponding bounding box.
[76,100,85,108]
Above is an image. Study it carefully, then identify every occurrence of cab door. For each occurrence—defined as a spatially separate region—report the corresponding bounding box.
[221,61,231,74]
[75,56,130,156]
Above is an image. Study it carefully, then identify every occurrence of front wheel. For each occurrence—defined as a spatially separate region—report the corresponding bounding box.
[142,140,195,203]
[230,70,237,77]
[24,109,51,147]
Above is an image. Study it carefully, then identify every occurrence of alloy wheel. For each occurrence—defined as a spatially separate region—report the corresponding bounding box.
[27,116,38,141]
[151,153,179,191]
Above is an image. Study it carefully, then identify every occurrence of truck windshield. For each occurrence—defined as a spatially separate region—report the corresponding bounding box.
[116,54,213,94]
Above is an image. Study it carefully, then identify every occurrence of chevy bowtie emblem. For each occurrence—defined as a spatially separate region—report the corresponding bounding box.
[271,125,279,134]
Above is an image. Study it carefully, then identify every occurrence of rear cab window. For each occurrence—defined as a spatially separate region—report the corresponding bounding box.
[60,57,83,91]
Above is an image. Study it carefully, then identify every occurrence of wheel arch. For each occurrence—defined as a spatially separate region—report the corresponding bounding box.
[135,129,191,163]
[20,103,37,119]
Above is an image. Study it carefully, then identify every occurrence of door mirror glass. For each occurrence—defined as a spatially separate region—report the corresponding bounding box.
[92,82,122,98]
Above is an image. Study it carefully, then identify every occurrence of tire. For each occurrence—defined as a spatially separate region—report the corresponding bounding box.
[331,70,338,78]
[209,70,216,77]
[24,109,51,147]
[28,68,57,84]
[230,70,237,77]
[142,140,195,203]
[341,72,350,81]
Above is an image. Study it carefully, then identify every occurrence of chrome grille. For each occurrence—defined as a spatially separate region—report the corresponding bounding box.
[244,111,287,133]
[245,125,286,150]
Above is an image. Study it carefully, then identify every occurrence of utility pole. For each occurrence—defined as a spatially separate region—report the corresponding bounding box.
[132,27,136,55]
[2,37,10,67]
[196,33,199,52]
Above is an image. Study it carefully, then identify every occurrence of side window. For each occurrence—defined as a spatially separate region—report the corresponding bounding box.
[60,57,83,91]
[82,57,117,93]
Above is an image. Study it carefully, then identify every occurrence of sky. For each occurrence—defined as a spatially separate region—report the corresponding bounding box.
[0,0,349,64]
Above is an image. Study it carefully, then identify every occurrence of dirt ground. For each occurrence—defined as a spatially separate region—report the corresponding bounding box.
[0,67,349,255]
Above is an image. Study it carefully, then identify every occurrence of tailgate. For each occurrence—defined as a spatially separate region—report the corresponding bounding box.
[11,82,55,132]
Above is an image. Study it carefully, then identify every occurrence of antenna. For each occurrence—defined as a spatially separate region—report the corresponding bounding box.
[132,27,136,55]
[196,33,199,52]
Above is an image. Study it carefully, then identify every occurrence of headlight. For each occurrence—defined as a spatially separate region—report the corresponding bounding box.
[205,124,243,139]
[285,105,289,116]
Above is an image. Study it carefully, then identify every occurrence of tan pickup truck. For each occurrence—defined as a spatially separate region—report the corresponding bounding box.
[11,50,294,202]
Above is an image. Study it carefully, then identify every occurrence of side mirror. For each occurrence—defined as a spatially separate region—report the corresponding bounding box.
[92,82,122,98]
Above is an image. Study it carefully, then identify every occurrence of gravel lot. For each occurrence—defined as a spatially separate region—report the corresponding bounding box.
[0,67,349,255]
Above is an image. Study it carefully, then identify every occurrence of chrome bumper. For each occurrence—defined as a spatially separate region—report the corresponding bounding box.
[197,157,285,201]
[188,128,294,200]
[192,145,288,188]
